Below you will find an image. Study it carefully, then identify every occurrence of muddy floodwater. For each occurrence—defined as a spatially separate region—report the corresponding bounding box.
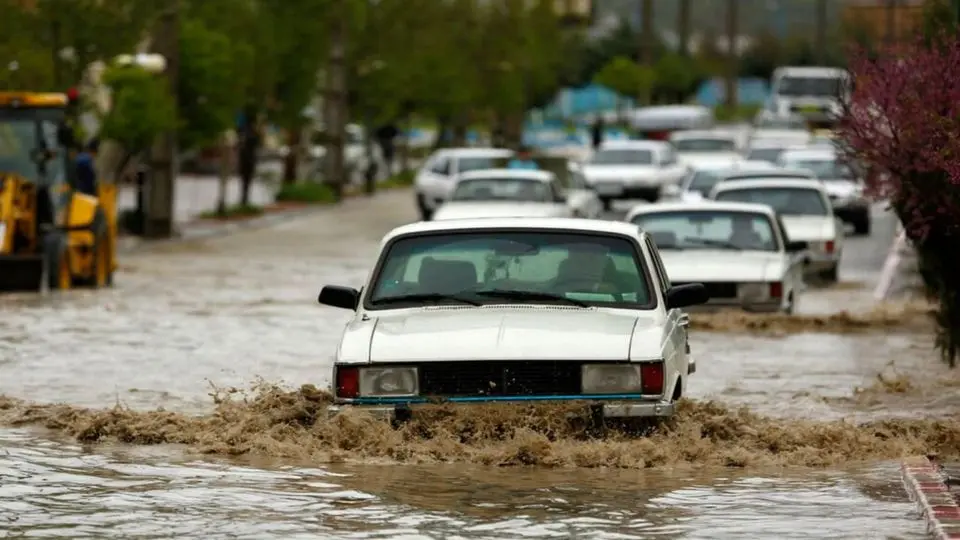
[0,190,952,538]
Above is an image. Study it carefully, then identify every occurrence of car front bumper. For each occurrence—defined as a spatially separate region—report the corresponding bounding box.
[328,399,676,421]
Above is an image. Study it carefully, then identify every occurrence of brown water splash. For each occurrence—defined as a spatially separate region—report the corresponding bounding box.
[1,384,957,469]
[691,300,935,334]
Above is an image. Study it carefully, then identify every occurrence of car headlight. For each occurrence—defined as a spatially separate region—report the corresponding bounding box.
[359,367,419,397]
[581,364,642,394]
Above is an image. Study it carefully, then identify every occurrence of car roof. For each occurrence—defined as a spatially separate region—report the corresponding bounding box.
[456,168,555,182]
[670,130,736,141]
[712,178,827,192]
[626,201,777,222]
[779,148,836,160]
[436,147,514,158]
[597,139,667,151]
[382,218,644,243]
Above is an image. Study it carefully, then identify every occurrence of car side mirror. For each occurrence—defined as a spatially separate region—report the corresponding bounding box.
[665,283,709,309]
[786,240,808,252]
[318,285,360,310]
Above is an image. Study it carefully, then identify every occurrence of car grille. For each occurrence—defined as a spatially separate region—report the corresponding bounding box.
[419,360,582,397]
[674,281,738,299]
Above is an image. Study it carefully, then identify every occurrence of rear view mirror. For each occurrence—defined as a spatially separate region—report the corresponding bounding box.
[318,285,360,310]
[786,241,808,252]
[665,283,709,309]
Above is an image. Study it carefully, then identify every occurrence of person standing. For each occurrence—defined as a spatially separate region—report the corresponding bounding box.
[375,123,399,178]
[74,138,99,196]
[237,110,261,207]
[591,117,605,150]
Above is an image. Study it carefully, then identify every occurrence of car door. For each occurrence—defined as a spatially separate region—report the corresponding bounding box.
[566,167,601,217]
[644,236,689,394]
[418,156,452,208]
[776,214,806,297]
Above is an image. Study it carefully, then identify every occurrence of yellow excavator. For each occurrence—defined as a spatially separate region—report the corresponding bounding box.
[0,92,117,292]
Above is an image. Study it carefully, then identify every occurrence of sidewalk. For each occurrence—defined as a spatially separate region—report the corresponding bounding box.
[118,175,276,226]
[901,456,960,539]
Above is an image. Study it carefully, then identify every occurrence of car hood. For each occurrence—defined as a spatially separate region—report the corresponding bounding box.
[340,308,665,363]
[432,202,567,220]
[780,215,836,241]
[583,164,659,180]
[677,152,741,168]
[659,250,787,282]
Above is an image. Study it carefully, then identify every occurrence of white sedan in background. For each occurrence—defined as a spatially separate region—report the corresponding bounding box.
[583,140,687,210]
[669,130,742,169]
[777,147,871,235]
[432,169,575,221]
[627,202,806,313]
[663,163,809,203]
[414,147,514,220]
[709,178,843,282]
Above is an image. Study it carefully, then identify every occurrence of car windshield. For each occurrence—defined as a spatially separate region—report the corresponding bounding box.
[755,116,807,129]
[368,231,653,309]
[458,156,503,173]
[686,170,723,195]
[777,76,842,97]
[715,187,828,216]
[673,138,735,153]
[781,158,854,180]
[451,177,551,202]
[746,147,786,163]
[590,149,654,165]
[634,210,779,252]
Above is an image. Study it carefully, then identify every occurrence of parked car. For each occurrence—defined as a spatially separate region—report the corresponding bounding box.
[583,140,687,209]
[627,202,806,314]
[777,147,870,235]
[769,66,850,129]
[414,147,514,220]
[317,218,709,422]
[432,169,575,221]
[669,130,742,169]
[709,178,843,282]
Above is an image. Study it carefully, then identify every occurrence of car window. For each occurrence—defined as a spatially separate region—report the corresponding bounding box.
[686,170,722,195]
[450,177,551,202]
[780,158,854,180]
[429,157,449,175]
[457,156,501,173]
[643,236,671,292]
[746,147,785,163]
[673,138,736,152]
[590,149,654,165]
[633,210,780,252]
[714,187,828,216]
[368,231,654,309]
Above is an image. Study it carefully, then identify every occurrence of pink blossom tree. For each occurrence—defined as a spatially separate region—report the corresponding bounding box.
[836,32,960,366]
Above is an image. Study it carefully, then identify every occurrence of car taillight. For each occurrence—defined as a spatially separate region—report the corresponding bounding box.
[336,366,359,398]
[825,240,835,254]
[640,361,664,395]
[769,282,783,298]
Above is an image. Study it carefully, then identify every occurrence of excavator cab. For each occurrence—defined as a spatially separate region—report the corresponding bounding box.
[0,92,117,292]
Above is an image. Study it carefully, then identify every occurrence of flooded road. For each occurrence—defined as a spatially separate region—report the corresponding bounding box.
[0,189,950,538]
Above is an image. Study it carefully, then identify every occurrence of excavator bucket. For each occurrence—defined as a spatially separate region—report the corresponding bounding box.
[0,254,44,292]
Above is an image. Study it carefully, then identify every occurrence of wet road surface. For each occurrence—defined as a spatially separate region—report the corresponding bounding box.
[0,189,943,538]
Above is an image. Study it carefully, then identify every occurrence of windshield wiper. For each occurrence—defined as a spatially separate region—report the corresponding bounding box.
[372,293,481,306]
[473,289,589,307]
[682,238,743,251]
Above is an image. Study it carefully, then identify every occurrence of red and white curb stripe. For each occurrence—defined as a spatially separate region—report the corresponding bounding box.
[902,456,960,539]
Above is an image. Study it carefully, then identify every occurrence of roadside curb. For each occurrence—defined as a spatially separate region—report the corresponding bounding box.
[901,455,960,539]
[118,186,412,254]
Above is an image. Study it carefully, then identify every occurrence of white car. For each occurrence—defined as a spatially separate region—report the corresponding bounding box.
[563,161,603,218]
[709,178,843,282]
[628,105,715,140]
[583,140,687,210]
[627,202,806,314]
[317,218,709,422]
[664,163,809,203]
[744,140,808,165]
[669,130,742,169]
[777,147,871,235]
[749,113,812,152]
[770,66,850,127]
[432,169,575,221]
[414,147,514,220]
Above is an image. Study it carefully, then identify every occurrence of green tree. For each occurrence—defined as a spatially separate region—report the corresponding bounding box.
[99,65,177,171]
[653,52,702,103]
[594,56,655,107]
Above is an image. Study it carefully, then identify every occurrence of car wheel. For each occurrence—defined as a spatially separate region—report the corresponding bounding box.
[416,193,433,221]
[853,217,871,236]
[783,292,795,315]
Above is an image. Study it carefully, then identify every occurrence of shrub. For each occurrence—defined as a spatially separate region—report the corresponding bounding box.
[275,182,337,204]
[836,34,960,366]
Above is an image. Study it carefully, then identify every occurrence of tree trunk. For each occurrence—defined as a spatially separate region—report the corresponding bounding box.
[282,128,300,185]
[216,132,231,215]
[399,114,410,173]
